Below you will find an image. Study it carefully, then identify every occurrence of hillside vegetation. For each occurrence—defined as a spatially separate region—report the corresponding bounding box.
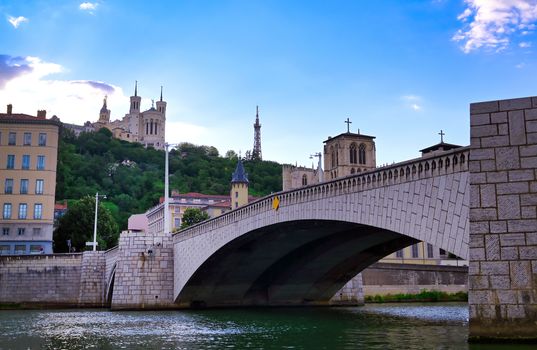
[56,127,282,230]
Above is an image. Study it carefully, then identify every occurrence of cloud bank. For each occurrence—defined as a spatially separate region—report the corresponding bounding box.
[0,55,124,124]
[453,0,537,53]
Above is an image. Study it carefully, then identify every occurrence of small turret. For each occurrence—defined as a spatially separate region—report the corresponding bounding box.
[230,158,249,209]
[130,80,141,114]
[156,85,167,116]
[99,96,110,123]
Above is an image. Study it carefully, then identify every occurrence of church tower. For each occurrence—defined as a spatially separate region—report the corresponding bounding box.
[130,80,142,114]
[252,106,262,160]
[98,96,110,123]
[323,118,376,180]
[156,86,167,117]
[230,158,249,209]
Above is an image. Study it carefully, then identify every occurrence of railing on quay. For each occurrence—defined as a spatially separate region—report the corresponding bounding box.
[174,146,470,242]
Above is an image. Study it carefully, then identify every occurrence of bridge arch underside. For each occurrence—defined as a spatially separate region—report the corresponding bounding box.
[176,220,421,308]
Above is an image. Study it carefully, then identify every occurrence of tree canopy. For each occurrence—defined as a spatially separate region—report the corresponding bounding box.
[53,195,119,252]
[180,208,210,229]
[56,128,282,231]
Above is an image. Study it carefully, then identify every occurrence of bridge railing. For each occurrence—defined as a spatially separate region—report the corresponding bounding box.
[174,146,469,241]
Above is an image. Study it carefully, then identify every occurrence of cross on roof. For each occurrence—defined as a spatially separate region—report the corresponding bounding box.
[345,118,352,133]
[439,129,445,143]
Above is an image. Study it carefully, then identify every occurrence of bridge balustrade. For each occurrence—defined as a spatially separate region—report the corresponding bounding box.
[174,147,469,241]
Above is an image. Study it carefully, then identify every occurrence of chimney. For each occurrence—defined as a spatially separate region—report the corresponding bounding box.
[37,110,46,119]
[7,104,12,115]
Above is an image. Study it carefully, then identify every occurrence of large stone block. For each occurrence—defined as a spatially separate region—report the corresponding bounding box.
[500,97,532,111]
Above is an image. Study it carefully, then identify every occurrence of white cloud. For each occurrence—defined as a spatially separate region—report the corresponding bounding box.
[401,95,423,112]
[516,62,526,68]
[453,0,537,53]
[79,2,98,12]
[7,16,28,28]
[0,55,126,124]
[519,41,532,47]
[166,121,209,145]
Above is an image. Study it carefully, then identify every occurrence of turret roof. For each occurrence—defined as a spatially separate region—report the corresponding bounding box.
[231,159,249,184]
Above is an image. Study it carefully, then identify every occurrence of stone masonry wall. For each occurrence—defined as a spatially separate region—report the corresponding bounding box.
[0,254,82,306]
[469,96,537,341]
[361,262,468,296]
[78,251,107,307]
[330,273,365,305]
[111,232,175,309]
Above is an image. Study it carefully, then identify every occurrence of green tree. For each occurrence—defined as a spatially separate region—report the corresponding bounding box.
[53,195,119,252]
[180,208,210,229]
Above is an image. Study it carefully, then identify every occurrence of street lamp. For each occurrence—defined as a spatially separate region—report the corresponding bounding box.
[164,143,179,235]
[87,192,106,251]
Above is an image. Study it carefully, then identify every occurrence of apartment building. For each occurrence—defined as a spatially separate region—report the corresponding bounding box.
[0,105,60,254]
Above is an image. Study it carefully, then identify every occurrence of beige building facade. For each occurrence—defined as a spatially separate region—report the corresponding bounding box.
[0,105,60,254]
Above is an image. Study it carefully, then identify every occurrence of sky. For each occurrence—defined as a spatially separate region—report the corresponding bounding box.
[1,0,537,167]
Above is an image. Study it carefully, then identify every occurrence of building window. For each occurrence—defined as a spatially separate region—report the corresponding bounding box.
[0,245,10,255]
[359,144,366,164]
[32,228,41,236]
[439,248,447,257]
[3,203,12,219]
[7,155,15,169]
[38,133,47,146]
[427,243,434,258]
[24,132,32,145]
[8,132,16,145]
[4,179,13,194]
[14,245,25,254]
[350,143,357,164]
[37,155,45,170]
[22,155,30,169]
[35,179,44,194]
[235,202,238,208]
[2,228,9,236]
[302,174,308,186]
[396,249,403,258]
[30,245,42,253]
[18,228,25,236]
[174,218,181,228]
[34,203,43,219]
[18,203,27,219]
[411,244,419,258]
[20,179,29,194]
[235,191,238,198]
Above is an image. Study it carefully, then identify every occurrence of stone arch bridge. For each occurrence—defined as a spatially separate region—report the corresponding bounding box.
[172,147,470,307]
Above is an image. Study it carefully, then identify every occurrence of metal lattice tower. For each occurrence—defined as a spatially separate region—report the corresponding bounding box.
[252,105,262,160]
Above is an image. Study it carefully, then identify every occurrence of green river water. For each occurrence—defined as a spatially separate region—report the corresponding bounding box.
[0,303,533,349]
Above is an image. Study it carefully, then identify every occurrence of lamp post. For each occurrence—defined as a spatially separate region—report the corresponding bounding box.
[164,143,179,235]
[88,192,106,251]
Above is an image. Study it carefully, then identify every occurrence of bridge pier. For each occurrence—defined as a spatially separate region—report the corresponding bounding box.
[329,273,365,306]
[469,96,537,341]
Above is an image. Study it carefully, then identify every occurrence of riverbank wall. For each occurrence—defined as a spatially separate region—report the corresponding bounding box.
[362,262,468,296]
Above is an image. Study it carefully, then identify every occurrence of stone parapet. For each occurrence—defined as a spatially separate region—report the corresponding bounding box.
[469,96,537,341]
[78,251,107,307]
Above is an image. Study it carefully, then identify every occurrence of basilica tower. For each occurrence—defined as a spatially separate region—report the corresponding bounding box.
[130,81,141,114]
[98,96,110,123]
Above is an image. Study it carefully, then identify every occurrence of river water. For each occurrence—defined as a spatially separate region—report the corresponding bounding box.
[0,303,532,349]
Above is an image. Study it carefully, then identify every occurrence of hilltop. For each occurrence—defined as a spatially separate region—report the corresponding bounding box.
[56,127,282,229]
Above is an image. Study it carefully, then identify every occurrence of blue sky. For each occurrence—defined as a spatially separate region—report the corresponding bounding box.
[1,0,537,166]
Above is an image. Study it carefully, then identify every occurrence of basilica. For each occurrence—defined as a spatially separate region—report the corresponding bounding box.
[89,82,166,150]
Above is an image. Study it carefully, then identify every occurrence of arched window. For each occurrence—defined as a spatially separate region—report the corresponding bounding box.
[302,174,308,186]
[350,168,355,174]
[350,143,357,164]
[358,144,366,164]
[335,144,339,166]
[330,146,335,168]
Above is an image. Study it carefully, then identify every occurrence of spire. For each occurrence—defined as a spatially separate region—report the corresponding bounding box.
[134,80,138,97]
[231,158,249,184]
[160,86,163,101]
[100,95,108,113]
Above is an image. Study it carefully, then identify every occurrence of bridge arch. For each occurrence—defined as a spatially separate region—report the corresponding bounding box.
[174,147,470,308]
